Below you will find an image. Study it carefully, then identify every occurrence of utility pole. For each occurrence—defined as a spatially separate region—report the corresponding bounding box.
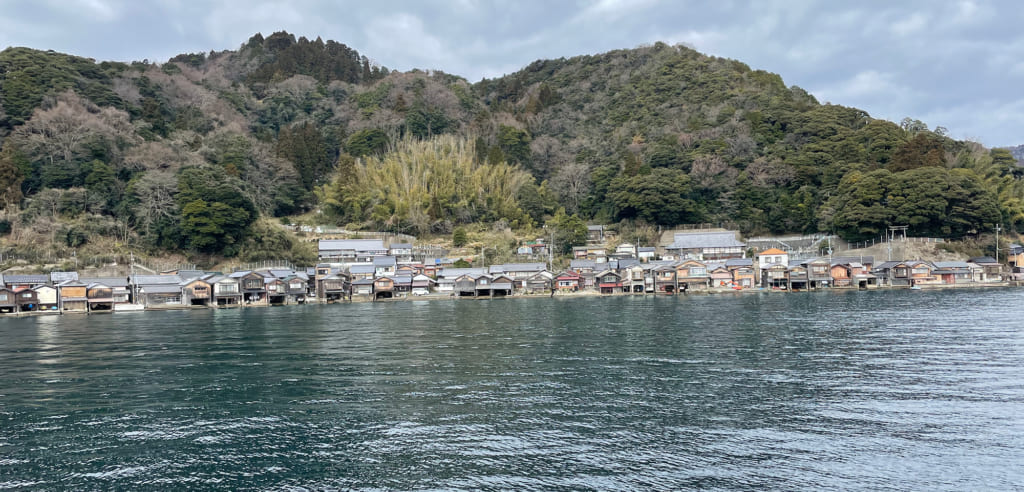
[548,226,555,272]
[130,251,137,304]
[995,224,1001,264]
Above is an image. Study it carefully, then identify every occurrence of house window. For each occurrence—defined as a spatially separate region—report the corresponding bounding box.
[690,268,706,276]
[0,294,7,301]
[22,293,32,298]
[245,280,262,289]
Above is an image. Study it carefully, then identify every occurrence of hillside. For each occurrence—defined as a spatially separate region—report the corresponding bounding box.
[1,32,1022,268]
[1008,144,1024,164]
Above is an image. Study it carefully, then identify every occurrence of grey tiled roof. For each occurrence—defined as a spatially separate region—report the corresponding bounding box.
[489,263,546,274]
[132,275,183,285]
[4,274,50,285]
[372,256,397,267]
[80,277,131,287]
[617,258,641,268]
[668,231,745,249]
[349,264,376,274]
[138,284,182,294]
[437,268,487,278]
[318,239,387,252]
[50,272,79,282]
[570,259,596,269]
[933,261,970,268]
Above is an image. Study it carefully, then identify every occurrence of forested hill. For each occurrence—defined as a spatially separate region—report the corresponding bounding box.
[0,31,1020,265]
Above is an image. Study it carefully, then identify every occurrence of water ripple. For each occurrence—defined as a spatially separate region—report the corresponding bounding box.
[0,290,1022,489]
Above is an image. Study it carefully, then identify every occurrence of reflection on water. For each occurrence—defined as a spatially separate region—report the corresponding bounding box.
[1,289,1023,489]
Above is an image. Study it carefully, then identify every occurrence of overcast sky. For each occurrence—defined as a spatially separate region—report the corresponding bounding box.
[1,0,1022,147]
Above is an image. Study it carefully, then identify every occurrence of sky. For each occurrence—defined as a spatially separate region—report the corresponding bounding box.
[1,0,1022,147]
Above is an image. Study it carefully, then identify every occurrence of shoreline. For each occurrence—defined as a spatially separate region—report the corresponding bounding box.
[3,280,1018,317]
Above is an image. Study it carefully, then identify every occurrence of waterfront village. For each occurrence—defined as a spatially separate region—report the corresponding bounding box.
[2,227,1023,316]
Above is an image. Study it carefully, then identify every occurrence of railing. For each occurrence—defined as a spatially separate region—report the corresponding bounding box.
[236,260,296,272]
[834,236,945,253]
[287,226,416,245]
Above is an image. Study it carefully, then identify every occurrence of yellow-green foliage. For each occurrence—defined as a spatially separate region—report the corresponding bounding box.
[319,136,533,234]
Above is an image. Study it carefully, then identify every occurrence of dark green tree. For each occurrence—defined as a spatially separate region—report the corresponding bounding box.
[549,209,587,254]
[276,122,333,190]
[516,179,557,224]
[0,145,26,208]
[497,125,531,165]
[83,159,118,207]
[177,167,258,255]
[345,128,389,157]
[608,168,697,225]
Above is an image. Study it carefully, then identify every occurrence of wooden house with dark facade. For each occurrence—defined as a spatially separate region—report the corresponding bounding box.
[181,278,212,306]
[455,274,479,297]
[373,276,395,300]
[85,282,115,311]
[320,274,351,302]
[489,274,514,297]
[352,278,374,298]
[524,273,552,294]
[596,271,622,294]
[13,287,39,312]
[677,260,710,291]
[207,275,242,306]
[653,265,677,293]
[0,287,17,313]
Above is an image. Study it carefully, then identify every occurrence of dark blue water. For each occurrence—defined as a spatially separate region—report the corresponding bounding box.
[1,289,1023,490]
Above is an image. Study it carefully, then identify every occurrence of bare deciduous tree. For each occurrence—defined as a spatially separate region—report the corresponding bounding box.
[551,161,592,214]
[132,171,178,235]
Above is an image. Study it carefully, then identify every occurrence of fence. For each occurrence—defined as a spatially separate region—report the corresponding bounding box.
[287,226,416,245]
[835,236,945,253]
[235,260,296,272]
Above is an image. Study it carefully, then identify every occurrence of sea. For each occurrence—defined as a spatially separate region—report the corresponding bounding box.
[1,288,1022,490]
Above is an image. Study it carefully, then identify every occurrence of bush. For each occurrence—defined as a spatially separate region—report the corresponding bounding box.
[452,227,468,247]
[64,226,88,247]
